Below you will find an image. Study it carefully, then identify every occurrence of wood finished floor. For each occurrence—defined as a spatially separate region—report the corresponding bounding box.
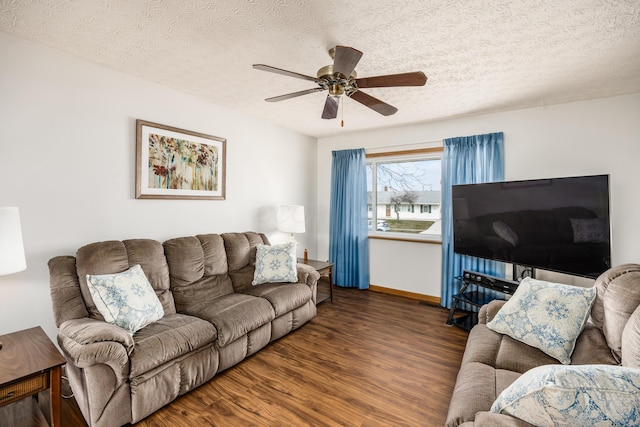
[58,284,469,426]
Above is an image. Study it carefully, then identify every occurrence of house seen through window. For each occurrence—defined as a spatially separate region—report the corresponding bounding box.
[366,149,442,240]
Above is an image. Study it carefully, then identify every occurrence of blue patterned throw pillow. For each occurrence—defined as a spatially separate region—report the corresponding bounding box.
[252,242,298,285]
[491,364,640,427]
[86,264,164,334]
[486,277,596,364]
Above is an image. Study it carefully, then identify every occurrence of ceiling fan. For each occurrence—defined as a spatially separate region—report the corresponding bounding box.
[253,46,427,120]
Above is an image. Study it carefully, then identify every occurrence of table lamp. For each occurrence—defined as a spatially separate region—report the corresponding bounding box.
[277,205,305,240]
[0,207,27,350]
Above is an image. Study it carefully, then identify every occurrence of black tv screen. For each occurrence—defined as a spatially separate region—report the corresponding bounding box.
[452,175,611,278]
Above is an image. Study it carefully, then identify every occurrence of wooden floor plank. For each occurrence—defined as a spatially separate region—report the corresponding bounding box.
[49,286,469,426]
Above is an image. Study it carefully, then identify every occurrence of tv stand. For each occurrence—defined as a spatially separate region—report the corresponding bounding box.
[513,264,535,280]
[445,272,519,331]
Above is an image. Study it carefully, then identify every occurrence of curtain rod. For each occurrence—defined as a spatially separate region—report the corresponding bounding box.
[365,140,443,154]
[366,145,443,158]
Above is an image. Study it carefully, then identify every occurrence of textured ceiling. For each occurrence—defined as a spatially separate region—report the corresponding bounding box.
[1,0,639,137]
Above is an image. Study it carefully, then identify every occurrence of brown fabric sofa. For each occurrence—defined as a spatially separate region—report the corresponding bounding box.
[445,264,640,426]
[48,232,320,427]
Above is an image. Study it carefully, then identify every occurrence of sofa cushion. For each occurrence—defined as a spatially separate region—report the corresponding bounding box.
[445,360,521,427]
[76,239,174,320]
[222,232,268,272]
[164,235,235,313]
[486,277,596,364]
[472,412,536,427]
[445,323,524,427]
[494,335,559,373]
[227,264,258,293]
[221,232,271,292]
[77,241,136,320]
[622,305,640,369]
[187,293,275,347]
[252,242,298,285]
[163,236,207,287]
[446,362,498,427]
[591,264,640,362]
[459,323,503,366]
[86,264,164,334]
[123,239,176,315]
[196,234,230,276]
[491,364,640,427]
[571,324,619,365]
[49,255,90,326]
[243,282,312,317]
[129,313,217,377]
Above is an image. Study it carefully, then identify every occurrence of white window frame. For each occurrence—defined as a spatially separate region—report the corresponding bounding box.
[367,147,443,243]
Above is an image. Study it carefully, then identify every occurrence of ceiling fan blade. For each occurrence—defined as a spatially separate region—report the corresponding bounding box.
[265,87,325,102]
[356,71,427,89]
[253,64,319,83]
[349,90,398,116]
[332,46,363,78]
[321,96,340,119]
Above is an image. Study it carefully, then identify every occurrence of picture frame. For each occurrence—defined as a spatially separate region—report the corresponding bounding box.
[136,120,226,200]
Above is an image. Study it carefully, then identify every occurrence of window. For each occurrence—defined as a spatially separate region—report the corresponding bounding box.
[367,148,442,240]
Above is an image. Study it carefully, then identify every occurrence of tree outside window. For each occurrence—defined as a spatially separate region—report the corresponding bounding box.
[367,152,442,237]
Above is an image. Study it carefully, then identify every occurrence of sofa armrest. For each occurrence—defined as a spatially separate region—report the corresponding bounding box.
[478,300,507,324]
[296,263,321,287]
[58,318,133,372]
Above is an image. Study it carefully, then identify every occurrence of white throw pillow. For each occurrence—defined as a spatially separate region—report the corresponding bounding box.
[252,242,298,285]
[486,277,596,364]
[491,364,640,427]
[86,264,164,334]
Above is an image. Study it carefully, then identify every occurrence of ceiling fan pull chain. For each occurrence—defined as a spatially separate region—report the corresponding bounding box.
[341,98,345,127]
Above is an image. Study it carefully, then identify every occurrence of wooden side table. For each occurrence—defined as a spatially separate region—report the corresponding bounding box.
[0,326,66,427]
[299,258,335,304]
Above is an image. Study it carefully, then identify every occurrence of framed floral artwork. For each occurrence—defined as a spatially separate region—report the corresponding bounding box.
[135,120,226,200]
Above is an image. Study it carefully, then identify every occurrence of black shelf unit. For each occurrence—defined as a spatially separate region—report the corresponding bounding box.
[446,276,511,331]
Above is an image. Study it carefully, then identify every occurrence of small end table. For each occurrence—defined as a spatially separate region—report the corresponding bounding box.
[0,326,66,427]
[299,258,335,304]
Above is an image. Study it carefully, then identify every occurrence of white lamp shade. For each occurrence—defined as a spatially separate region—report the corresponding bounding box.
[277,205,306,234]
[0,207,27,275]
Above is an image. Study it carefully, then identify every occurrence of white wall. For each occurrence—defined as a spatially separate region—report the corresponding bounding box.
[3,31,637,341]
[0,33,317,341]
[317,93,640,297]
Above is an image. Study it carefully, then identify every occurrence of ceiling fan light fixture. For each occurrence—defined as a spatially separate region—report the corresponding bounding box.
[329,84,344,96]
[316,65,357,81]
[253,45,427,120]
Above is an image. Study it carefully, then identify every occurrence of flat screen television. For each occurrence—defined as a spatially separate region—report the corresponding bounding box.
[452,174,611,279]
